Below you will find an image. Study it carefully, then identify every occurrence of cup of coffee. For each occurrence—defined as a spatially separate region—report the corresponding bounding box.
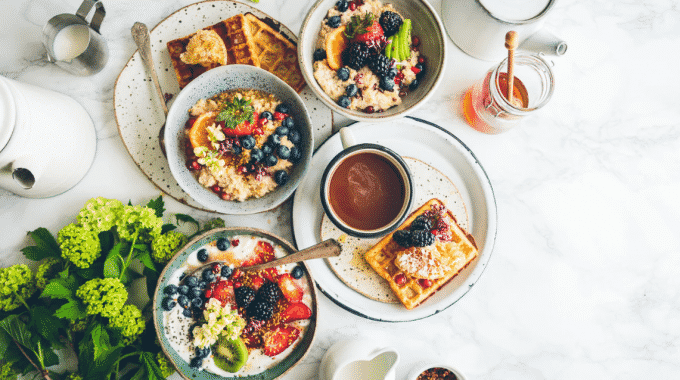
[320,128,414,238]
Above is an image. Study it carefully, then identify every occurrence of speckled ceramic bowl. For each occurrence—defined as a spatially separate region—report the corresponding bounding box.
[164,65,313,214]
[298,0,447,122]
[407,361,467,380]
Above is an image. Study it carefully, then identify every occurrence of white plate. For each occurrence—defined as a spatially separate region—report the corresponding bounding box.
[292,117,497,322]
[113,0,333,211]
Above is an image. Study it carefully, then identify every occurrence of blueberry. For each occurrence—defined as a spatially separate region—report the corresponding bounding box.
[387,68,398,79]
[326,16,342,28]
[409,78,420,91]
[178,284,189,295]
[274,170,289,185]
[262,143,274,155]
[197,249,208,262]
[190,286,203,299]
[221,265,233,278]
[313,48,327,61]
[179,272,187,281]
[337,95,351,108]
[264,154,278,167]
[216,237,230,251]
[269,134,281,146]
[177,294,189,308]
[276,125,289,136]
[232,145,242,155]
[379,77,395,91]
[291,265,304,279]
[276,145,291,160]
[282,116,295,129]
[336,0,349,12]
[288,129,301,145]
[241,135,256,150]
[191,297,203,309]
[336,67,350,81]
[189,357,203,369]
[202,268,215,282]
[198,280,207,289]
[250,148,264,163]
[182,308,193,317]
[345,84,358,97]
[415,63,425,78]
[186,276,198,288]
[260,111,273,120]
[290,146,302,163]
[196,346,211,359]
[275,104,290,114]
[161,297,176,311]
[163,284,178,295]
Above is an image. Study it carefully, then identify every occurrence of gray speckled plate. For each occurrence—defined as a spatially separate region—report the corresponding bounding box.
[114,0,332,211]
[320,157,469,303]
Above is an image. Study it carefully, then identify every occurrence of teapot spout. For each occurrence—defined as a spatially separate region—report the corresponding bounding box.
[520,29,567,56]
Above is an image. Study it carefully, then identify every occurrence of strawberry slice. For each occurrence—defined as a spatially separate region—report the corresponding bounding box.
[277,273,303,303]
[262,267,279,283]
[210,280,235,307]
[262,324,301,356]
[241,241,276,267]
[218,120,254,136]
[347,13,384,44]
[280,302,312,323]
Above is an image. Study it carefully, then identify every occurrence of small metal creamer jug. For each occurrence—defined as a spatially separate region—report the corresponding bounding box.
[42,0,108,76]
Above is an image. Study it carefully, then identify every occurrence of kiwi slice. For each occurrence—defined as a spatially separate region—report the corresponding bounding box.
[212,336,248,373]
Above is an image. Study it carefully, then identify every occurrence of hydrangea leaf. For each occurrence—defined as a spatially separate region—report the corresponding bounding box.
[41,276,78,300]
[26,228,60,257]
[29,306,64,347]
[54,299,88,321]
[103,243,123,279]
[0,315,34,352]
[142,351,166,380]
[20,246,56,261]
[145,195,165,218]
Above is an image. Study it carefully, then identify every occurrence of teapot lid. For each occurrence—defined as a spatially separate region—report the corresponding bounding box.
[0,77,16,151]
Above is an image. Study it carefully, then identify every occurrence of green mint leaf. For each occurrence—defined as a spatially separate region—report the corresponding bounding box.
[161,223,177,234]
[29,307,63,348]
[54,299,87,320]
[215,98,254,129]
[146,195,165,218]
[0,315,34,352]
[142,351,166,380]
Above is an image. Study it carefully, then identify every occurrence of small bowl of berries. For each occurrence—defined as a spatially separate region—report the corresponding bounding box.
[299,0,447,121]
[407,361,467,380]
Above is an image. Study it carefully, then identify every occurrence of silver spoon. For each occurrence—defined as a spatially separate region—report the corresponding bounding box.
[131,21,168,155]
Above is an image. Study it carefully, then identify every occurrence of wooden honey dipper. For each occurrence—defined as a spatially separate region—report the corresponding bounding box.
[505,31,518,105]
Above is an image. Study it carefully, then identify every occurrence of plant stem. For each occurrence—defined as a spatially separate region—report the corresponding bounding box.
[12,338,52,380]
[119,232,139,281]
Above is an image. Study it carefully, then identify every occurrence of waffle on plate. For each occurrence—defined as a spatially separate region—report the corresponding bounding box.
[364,198,478,310]
[167,13,305,92]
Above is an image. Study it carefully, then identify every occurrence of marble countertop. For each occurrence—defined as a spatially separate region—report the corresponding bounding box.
[1,0,679,378]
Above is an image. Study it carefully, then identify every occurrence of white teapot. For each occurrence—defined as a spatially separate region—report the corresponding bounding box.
[0,76,96,198]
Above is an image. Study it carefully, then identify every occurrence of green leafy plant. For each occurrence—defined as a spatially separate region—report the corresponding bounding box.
[0,196,223,379]
[215,97,254,130]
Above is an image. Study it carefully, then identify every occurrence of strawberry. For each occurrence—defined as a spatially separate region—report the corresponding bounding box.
[280,302,312,323]
[210,280,235,307]
[277,273,303,303]
[346,13,384,44]
[262,324,300,356]
[262,267,279,283]
[250,276,264,290]
[241,241,276,267]
[218,120,254,136]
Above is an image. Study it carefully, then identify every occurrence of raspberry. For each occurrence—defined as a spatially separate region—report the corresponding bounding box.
[394,273,407,286]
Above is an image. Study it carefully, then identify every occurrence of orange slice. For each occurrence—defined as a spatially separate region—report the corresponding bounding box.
[188,111,217,149]
[325,25,347,70]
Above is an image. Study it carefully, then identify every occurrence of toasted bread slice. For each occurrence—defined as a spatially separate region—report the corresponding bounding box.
[364,199,478,310]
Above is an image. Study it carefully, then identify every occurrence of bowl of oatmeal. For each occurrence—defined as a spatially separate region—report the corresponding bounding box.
[165,64,313,214]
[153,227,318,379]
[299,0,447,121]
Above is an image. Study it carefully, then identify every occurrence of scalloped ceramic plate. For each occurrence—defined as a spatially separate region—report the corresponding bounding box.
[153,227,318,380]
[114,0,332,211]
[292,117,497,322]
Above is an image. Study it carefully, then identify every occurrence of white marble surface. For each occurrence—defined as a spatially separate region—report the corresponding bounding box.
[1,0,679,379]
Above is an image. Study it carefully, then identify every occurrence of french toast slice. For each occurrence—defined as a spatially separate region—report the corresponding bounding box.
[364,199,478,310]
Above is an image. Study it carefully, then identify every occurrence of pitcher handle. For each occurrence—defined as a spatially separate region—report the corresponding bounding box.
[76,0,106,33]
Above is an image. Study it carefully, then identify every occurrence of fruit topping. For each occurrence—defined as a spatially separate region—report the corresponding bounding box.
[197,248,209,262]
[338,95,351,108]
[282,116,295,129]
[337,67,350,81]
[289,146,302,163]
[411,215,432,231]
[247,298,274,321]
[394,273,407,286]
[336,0,349,12]
[291,265,304,279]
[369,54,395,78]
[264,154,278,167]
[313,48,327,61]
[235,286,256,308]
[345,83,358,97]
[280,302,312,323]
[326,15,342,28]
[212,335,248,373]
[162,297,176,311]
[211,280,235,306]
[164,284,179,295]
[345,13,384,44]
[262,324,301,357]
[379,77,395,91]
[379,11,403,37]
[393,229,412,247]
[277,273,304,303]
[274,170,289,185]
[240,135,256,150]
[410,229,435,247]
[325,26,348,70]
[277,145,291,160]
[258,281,282,305]
[343,41,371,70]
[275,104,290,114]
[288,130,301,144]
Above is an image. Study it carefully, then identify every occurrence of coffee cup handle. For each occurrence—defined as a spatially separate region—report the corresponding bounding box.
[339,127,355,149]
[76,0,105,33]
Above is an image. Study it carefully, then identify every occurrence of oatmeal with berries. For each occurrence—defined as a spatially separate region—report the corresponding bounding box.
[313,0,426,113]
[184,89,304,201]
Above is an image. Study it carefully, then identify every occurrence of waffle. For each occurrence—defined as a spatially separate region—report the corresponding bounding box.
[364,199,478,310]
[243,13,306,92]
[167,14,259,89]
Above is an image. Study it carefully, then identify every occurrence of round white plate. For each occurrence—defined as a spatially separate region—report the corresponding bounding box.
[292,117,497,322]
[114,0,333,211]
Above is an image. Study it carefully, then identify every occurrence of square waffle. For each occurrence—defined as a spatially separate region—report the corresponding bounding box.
[167,14,259,89]
[243,13,306,93]
[364,199,478,310]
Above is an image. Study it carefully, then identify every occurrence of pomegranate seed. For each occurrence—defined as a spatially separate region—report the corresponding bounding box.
[253,127,264,135]
[394,273,407,286]
[219,192,230,200]
[349,2,356,10]
[234,282,242,288]
[399,91,406,97]
[274,112,286,121]
[365,106,375,113]
[211,185,221,193]
[412,36,421,47]
[411,67,421,75]
[212,263,221,273]
[394,76,402,85]
[232,239,240,246]
[238,165,248,174]
[205,289,212,298]
[258,118,269,126]
[418,56,426,64]
[226,280,233,287]
[418,279,432,288]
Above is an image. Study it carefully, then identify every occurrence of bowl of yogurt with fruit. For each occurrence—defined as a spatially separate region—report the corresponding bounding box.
[299,0,447,121]
[153,227,317,379]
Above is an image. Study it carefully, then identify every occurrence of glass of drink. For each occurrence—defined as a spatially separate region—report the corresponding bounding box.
[463,52,555,134]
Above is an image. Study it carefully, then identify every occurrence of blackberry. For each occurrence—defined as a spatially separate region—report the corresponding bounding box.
[258,282,281,304]
[247,299,274,321]
[393,230,412,247]
[196,346,211,359]
[313,48,326,61]
[235,286,256,308]
[369,54,394,78]
[410,229,435,247]
[274,170,289,185]
[411,215,432,231]
[379,11,403,37]
[344,42,371,70]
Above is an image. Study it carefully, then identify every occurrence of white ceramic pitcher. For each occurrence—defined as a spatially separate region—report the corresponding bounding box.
[0,76,96,198]
[442,0,567,61]
[319,339,400,380]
